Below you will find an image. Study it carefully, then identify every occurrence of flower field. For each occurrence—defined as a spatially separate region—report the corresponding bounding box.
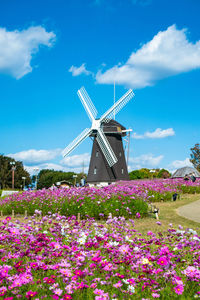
[0,214,199,299]
[1,179,200,219]
[0,179,200,299]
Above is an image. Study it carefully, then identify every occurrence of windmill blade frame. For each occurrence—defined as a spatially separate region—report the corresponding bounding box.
[77,87,98,122]
[62,128,92,157]
[100,89,134,123]
[96,128,118,167]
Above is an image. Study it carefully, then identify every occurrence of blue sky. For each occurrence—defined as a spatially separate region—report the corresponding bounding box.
[1,0,200,175]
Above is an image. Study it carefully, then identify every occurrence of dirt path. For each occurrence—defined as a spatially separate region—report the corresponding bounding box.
[177,199,200,223]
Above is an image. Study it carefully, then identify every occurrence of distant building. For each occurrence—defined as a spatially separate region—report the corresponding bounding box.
[172,166,200,178]
[55,180,73,188]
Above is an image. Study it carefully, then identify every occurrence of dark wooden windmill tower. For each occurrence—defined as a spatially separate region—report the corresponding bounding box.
[87,119,129,184]
[62,87,134,185]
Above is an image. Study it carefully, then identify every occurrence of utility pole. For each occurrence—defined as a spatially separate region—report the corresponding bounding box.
[22,177,26,190]
[10,162,16,190]
[126,130,131,168]
[113,80,116,120]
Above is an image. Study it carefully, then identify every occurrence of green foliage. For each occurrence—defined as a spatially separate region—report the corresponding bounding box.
[157,169,171,178]
[148,191,173,202]
[180,184,200,194]
[190,143,200,171]
[0,154,31,189]
[129,168,170,179]
[37,169,86,189]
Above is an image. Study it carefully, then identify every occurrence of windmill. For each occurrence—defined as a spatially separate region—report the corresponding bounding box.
[62,87,134,185]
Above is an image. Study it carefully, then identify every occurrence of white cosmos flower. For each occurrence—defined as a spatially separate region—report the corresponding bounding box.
[127,285,135,293]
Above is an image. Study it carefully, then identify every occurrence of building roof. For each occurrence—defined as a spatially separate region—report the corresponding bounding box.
[172,166,200,178]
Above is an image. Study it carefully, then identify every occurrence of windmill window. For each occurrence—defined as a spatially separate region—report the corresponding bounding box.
[119,152,122,157]
[94,167,97,175]
[122,168,124,174]
[96,151,99,157]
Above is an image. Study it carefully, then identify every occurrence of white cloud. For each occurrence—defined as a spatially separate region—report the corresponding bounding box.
[0,26,55,79]
[69,63,92,76]
[25,162,89,176]
[169,158,193,170]
[132,133,145,139]
[8,149,61,165]
[132,128,175,139]
[96,25,200,88]
[61,153,90,168]
[128,153,164,170]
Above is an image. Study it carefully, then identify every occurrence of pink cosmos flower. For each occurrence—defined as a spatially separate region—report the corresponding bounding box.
[11,228,20,235]
[30,262,38,269]
[59,268,72,277]
[0,286,7,296]
[152,293,160,298]
[50,242,61,250]
[25,291,38,298]
[128,278,135,285]
[157,256,168,266]
[94,288,105,295]
[54,288,63,296]
[183,266,200,278]
[113,281,123,288]
[95,294,109,300]
[103,263,113,271]
[174,285,184,295]
[74,269,84,277]
[90,283,97,288]
[156,221,162,226]
[119,244,130,254]
[136,212,141,218]
[63,295,72,300]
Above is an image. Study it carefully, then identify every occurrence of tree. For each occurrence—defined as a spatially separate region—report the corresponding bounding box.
[157,169,171,179]
[0,154,31,189]
[129,168,171,180]
[190,143,200,171]
[37,169,86,189]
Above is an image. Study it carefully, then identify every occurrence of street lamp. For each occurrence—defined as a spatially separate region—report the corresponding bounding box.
[10,161,16,190]
[73,174,78,186]
[22,176,26,190]
[33,168,39,190]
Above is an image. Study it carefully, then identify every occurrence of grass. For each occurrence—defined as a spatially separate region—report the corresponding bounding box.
[134,193,200,235]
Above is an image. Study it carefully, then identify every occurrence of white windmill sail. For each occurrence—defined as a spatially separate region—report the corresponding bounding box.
[62,128,92,157]
[77,87,97,122]
[96,128,117,167]
[62,87,134,169]
[100,89,134,123]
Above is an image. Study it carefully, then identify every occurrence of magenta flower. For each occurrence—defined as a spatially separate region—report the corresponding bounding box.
[157,256,168,266]
[119,244,130,254]
[0,286,7,296]
[174,285,184,295]
[74,269,84,277]
[113,281,123,288]
[94,288,105,295]
[25,291,38,298]
[63,295,72,300]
